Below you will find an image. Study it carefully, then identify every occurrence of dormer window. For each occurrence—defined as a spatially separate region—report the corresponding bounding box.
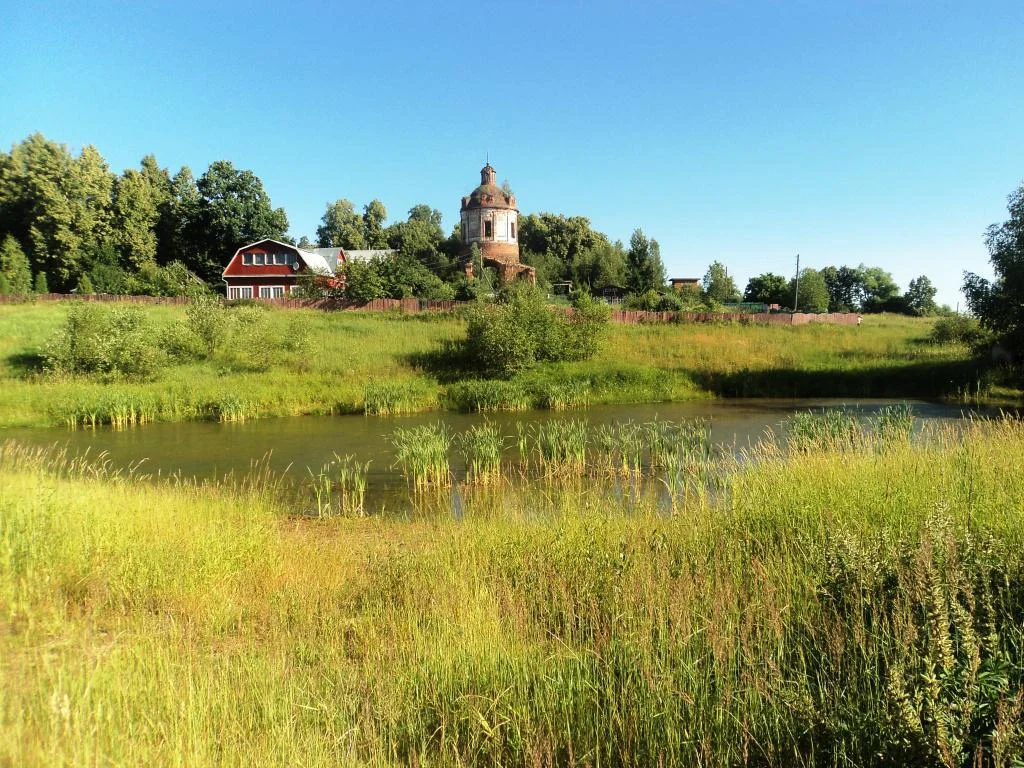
[254,253,265,266]
[242,253,253,265]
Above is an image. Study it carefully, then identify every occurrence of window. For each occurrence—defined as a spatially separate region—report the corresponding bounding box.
[272,286,284,298]
[228,286,253,300]
[484,220,493,238]
[510,221,516,239]
[254,253,265,265]
[289,285,299,296]
[274,253,288,265]
[242,253,253,265]
[260,286,272,298]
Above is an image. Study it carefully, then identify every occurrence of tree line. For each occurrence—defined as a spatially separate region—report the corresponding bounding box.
[0,132,942,316]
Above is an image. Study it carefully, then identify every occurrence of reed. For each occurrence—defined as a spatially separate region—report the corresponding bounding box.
[524,418,589,476]
[335,453,370,516]
[389,422,452,488]
[455,423,504,484]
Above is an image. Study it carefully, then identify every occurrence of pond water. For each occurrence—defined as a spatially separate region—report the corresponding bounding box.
[3,398,986,495]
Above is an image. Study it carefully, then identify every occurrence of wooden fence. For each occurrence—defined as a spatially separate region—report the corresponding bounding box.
[0,293,861,326]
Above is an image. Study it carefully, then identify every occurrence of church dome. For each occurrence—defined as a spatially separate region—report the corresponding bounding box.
[461,163,517,211]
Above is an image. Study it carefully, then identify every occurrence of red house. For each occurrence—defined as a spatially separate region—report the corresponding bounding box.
[222,239,392,299]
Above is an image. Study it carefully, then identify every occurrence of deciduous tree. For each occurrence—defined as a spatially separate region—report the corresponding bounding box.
[964,181,1024,355]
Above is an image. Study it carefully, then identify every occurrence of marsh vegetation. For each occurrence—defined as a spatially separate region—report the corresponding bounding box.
[2,411,1024,765]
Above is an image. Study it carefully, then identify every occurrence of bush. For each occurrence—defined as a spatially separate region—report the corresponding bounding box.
[43,304,166,380]
[462,282,609,378]
[930,315,989,348]
[185,295,230,357]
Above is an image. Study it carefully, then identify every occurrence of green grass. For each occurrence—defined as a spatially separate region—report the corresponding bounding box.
[2,420,1024,765]
[0,302,987,428]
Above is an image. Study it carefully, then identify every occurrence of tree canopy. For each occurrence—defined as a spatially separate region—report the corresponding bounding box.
[964,181,1024,355]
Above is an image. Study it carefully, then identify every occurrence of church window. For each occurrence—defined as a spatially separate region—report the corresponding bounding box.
[510,221,516,239]
[484,220,493,238]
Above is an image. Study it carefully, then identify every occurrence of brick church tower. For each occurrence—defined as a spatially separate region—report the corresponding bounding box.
[460,163,535,283]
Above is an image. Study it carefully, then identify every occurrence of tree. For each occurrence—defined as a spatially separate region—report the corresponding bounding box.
[821,265,864,312]
[0,134,115,289]
[343,259,387,302]
[111,156,169,270]
[76,274,95,294]
[0,234,32,294]
[155,166,200,267]
[625,229,657,294]
[859,265,900,312]
[744,272,789,306]
[362,199,388,248]
[789,268,829,313]
[702,261,740,304]
[963,181,1024,355]
[34,271,48,293]
[903,275,938,316]
[648,239,667,291]
[316,199,365,249]
[184,161,289,283]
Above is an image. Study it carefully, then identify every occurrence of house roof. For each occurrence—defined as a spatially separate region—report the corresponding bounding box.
[224,238,395,278]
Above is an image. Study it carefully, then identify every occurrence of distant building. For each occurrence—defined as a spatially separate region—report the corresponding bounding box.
[460,164,535,283]
[221,238,391,299]
[669,277,701,292]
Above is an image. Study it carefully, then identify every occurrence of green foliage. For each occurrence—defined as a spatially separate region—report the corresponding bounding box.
[343,259,387,302]
[0,234,32,294]
[461,283,610,378]
[43,304,165,380]
[744,272,789,306]
[0,274,9,295]
[75,274,94,294]
[362,199,388,248]
[903,275,938,316]
[929,314,989,348]
[790,267,830,313]
[964,181,1024,355]
[519,213,626,292]
[184,295,229,357]
[702,261,741,303]
[625,228,659,294]
[33,271,48,293]
[316,198,366,248]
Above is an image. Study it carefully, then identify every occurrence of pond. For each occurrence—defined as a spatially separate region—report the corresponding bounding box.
[3,399,986,496]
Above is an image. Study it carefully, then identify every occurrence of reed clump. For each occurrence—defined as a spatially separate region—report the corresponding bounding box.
[455,423,504,484]
[389,422,452,488]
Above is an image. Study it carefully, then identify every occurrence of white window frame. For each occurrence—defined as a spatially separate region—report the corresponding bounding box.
[228,286,253,300]
[274,253,288,265]
[242,253,253,265]
[289,285,300,296]
[259,285,285,299]
[254,253,265,265]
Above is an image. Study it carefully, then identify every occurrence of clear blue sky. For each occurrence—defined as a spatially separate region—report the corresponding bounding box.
[3,0,1023,306]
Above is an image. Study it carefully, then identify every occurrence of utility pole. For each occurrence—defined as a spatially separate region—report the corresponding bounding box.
[793,253,801,312]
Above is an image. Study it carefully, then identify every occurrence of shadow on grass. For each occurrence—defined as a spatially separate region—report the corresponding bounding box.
[5,351,46,378]
[687,358,988,399]
[405,342,480,384]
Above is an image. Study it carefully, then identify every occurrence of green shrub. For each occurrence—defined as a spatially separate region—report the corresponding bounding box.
[185,295,230,357]
[929,314,989,348]
[43,304,165,381]
[462,283,610,378]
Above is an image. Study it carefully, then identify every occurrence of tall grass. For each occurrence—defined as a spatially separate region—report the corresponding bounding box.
[3,421,1024,764]
[389,422,452,488]
[455,423,504,484]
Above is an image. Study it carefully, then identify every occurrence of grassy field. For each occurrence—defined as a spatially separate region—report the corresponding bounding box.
[0,301,982,428]
[2,419,1024,765]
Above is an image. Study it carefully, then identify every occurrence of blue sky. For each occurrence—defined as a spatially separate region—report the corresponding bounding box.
[3,0,1023,306]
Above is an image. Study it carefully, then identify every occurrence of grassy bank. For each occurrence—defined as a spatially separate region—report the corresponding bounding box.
[0,302,981,428]
[2,420,1024,765]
